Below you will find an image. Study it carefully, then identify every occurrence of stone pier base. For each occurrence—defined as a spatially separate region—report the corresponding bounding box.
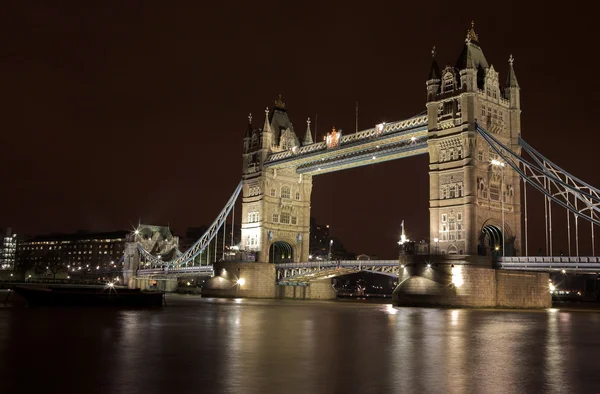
[202,262,277,298]
[134,277,178,292]
[278,279,337,300]
[392,255,551,308]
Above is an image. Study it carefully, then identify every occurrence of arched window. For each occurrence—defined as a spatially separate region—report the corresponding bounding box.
[281,185,291,199]
[443,72,455,93]
[280,213,290,224]
[295,192,300,200]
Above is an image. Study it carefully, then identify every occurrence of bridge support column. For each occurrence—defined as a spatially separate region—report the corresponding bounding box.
[202,261,277,298]
[393,255,551,308]
[123,242,140,289]
[277,279,337,300]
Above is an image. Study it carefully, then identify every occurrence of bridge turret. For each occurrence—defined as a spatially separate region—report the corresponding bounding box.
[243,113,253,154]
[426,46,441,102]
[505,54,520,109]
[427,22,523,257]
[303,117,314,145]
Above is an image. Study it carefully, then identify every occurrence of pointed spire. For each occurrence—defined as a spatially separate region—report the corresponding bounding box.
[466,20,479,43]
[244,112,253,139]
[506,54,520,88]
[303,117,314,145]
[274,94,286,109]
[262,107,272,133]
[428,46,441,80]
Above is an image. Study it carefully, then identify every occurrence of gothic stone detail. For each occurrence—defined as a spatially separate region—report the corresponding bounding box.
[427,30,522,256]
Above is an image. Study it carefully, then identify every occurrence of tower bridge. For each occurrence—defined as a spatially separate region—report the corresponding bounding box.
[128,24,600,307]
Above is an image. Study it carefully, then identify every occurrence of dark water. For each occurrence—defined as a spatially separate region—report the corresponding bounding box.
[1,295,600,394]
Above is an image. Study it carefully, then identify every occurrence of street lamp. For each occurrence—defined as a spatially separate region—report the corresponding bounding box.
[433,237,439,254]
[328,239,333,261]
[491,159,506,257]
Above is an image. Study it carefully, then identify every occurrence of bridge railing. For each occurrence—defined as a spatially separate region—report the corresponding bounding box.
[265,115,428,164]
[275,260,399,269]
[137,265,214,276]
[499,256,599,263]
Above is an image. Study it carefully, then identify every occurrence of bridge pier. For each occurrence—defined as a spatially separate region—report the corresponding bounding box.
[277,279,337,300]
[392,255,551,308]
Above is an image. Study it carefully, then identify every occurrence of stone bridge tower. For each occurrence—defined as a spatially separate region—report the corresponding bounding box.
[426,23,522,256]
[240,96,313,263]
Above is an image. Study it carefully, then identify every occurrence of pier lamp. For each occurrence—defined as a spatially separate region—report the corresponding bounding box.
[237,278,245,286]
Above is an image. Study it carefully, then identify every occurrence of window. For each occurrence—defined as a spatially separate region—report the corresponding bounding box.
[281,186,291,199]
[457,213,462,221]
[248,212,259,223]
[449,185,456,198]
[270,189,276,197]
[457,147,463,160]
[441,186,447,199]
[291,216,297,225]
[457,183,463,197]
[280,213,290,224]
[478,149,483,161]
[273,213,279,223]
[295,192,300,200]
[442,224,447,232]
[490,182,500,201]
[481,106,486,116]
[457,223,463,231]
[441,214,447,222]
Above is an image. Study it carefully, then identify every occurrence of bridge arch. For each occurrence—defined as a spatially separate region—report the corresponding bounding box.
[478,220,514,257]
[269,241,294,264]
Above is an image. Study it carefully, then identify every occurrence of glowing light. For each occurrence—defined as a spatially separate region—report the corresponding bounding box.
[561,269,566,274]
[491,159,505,167]
[186,282,191,286]
[309,254,313,259]
[401,264,405,268]
[372,156,376,160]
[433,238,439,243]
[451,265,464,287]
[411,136,416,142]
[237,278,246,286]
[495,246,500,251]
[108,282,114,288]
[427,263,432,268]
[134,230,140,235]
[549,282,556,292]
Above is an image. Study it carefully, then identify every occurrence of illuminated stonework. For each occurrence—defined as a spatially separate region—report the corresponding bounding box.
[241,103,312,263]
[426,25,522,256]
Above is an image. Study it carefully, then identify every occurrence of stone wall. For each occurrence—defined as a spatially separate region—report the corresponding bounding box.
[393,257,551,308]
[496,271,551,308]
[278,279,337,300]
[202,262,276,298]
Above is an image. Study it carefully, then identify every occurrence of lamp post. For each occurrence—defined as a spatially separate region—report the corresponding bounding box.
[433,237,439,255]
[328,239,333,261]
[491,159,506,257]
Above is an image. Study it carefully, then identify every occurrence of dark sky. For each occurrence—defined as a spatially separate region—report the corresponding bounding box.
[2,1,600,258]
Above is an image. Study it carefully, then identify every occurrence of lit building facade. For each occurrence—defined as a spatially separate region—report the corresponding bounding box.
[17,231,129,276]
[1,228,17,270]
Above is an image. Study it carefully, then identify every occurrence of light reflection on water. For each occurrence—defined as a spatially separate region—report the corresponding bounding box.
[0,296,599,394]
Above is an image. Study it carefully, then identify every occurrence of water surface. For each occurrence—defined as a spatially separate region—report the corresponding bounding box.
[1,295,599,394]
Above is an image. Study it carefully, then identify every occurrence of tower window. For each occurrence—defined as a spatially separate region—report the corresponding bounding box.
[280,213,290,224]
[291,216,297,225]
[281,186,291,199]
[441,214,447,223]
[295,192,300,200]
[270,189,276,197]
[273,213,279,223]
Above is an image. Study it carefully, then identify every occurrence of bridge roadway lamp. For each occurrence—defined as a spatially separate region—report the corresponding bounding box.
[491,159,506,258]
[433,238,439,254]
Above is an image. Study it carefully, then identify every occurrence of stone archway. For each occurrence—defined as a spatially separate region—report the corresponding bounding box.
[269,241,294,264]
[478,220,514,257]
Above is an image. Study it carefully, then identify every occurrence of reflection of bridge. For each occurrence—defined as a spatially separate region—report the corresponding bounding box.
[123,24,599,306]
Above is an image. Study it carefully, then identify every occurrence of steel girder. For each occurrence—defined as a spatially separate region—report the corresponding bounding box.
[477,125,600,227]
[275,260,400,283]
[138,181,243,268]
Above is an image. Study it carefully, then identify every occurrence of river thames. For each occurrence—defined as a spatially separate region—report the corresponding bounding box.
[0,295,599,394]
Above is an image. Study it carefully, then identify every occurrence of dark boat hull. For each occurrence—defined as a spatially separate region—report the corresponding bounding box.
[12,286,164,307]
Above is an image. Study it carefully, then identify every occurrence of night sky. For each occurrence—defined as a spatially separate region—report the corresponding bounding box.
[2,1,600,258]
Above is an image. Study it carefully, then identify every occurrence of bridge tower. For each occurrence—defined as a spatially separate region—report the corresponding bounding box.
[426,23,522,256]
[240,97,312,263]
